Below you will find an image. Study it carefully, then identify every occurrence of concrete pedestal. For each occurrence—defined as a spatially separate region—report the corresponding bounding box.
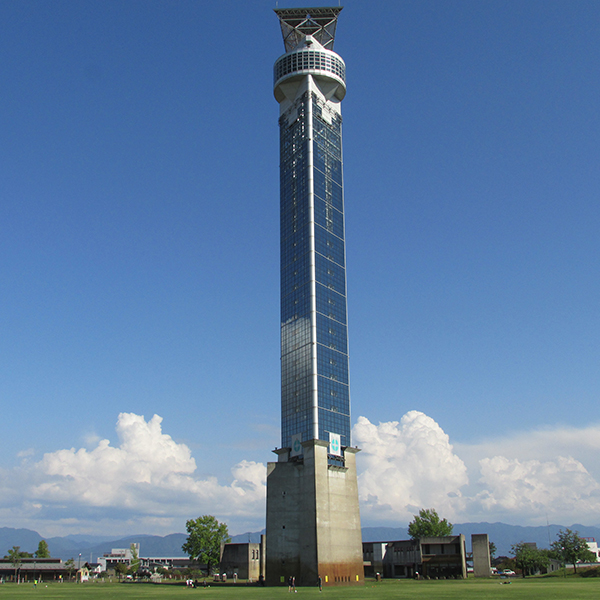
[265,440,364,586]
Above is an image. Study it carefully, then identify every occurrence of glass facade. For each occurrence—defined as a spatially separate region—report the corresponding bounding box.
[280,89,351,451]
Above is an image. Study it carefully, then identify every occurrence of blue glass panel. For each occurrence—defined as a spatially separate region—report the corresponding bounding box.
[317,407,350,449]
[314,197,344,239]
[316,313,348,354]
[281,283,311,323]
[315,283,346,323]
[281,227,310,268]
[316,345,349,385]
[315,254,346,296]
[314,226,345,267]
[281,316,311,356]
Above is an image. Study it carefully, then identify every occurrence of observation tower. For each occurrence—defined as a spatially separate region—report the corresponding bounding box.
[265,7,364,587]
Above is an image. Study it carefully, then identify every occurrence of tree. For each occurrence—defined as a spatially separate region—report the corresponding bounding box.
[550,529,596,574]
[4,546,34,582]
[6,546,23,582]
[408,509,453,539]
[64,558,76,580]
[128,543,140,576]
[489,541,497,560]
[35,540,50,559]
[4,546,33,560]
[511,542,549,577]
[182,515,230,576]
[114,562,128,580]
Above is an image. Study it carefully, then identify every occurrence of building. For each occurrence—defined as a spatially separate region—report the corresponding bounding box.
[220,541,264,581]
[97,543,140,571]
[363,535,468,579]
[266,7,363,587]
[138,556,192,570]
[0,558,70,582]
[584,538,599,561]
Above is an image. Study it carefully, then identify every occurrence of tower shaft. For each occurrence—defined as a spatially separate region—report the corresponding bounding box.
[266,8,363,587]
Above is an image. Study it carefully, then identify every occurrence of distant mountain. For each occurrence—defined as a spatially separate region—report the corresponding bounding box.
[456,522,600,557]
[362,526,408,543]
[230,530,265,544]
[44,534,132,559]
[58,534,119,544]
[0,529,186,561]
[48,534,188,562]
[0,527,43,555]
[2,522,599,562]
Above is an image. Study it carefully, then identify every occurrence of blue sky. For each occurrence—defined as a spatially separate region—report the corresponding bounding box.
[1,0,599,538]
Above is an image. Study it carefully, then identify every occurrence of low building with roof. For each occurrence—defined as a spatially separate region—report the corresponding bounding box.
[0,558,71,582]
[363,535,468,579]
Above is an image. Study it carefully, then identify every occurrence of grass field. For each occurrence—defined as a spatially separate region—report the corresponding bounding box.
[2,578,600,600]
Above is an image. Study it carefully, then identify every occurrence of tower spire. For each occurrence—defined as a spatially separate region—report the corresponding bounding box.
[274,7,342,52]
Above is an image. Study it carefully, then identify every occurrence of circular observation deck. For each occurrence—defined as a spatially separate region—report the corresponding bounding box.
[274,48,346,103]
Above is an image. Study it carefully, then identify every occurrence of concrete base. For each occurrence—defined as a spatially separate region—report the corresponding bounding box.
[472,533,491,577]
[265,440,364,586]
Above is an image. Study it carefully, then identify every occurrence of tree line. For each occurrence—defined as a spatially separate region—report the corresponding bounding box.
[4,511,596,581]
[511,529,596,576]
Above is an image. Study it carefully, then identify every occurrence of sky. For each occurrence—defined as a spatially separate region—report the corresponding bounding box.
[1,0,599,539]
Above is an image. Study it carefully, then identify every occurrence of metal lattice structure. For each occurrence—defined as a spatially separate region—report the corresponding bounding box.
[274,7,343,52]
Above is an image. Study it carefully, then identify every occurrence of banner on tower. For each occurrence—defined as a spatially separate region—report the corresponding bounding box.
[291,433,303,457]
[329,432,341,456]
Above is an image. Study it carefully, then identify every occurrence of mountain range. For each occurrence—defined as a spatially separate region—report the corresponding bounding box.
[2,522,599,561]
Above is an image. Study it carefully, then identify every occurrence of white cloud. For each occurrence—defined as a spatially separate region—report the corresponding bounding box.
[4,409,600,537]
[0,413,266,537]
[17,448,35,459]
[353,411,468,522]
[476,455,600,517]
[354,412,600,527]
[455,425,600,481]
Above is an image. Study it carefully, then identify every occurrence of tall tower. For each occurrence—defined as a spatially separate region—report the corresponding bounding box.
[266,7,364,587]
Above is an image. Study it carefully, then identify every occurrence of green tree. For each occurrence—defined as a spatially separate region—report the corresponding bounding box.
[35,540,50,559]
[182,515,230,576]
[550,529,596,574]
[4,546,33,560]
[64,558,76,580]
[408,508,453,539]
[114,562,128,580]
[489,541,497,560]
[496,556,516,572]
[128,543,140,576]
[511,542,549,577]
[5,546,23,582]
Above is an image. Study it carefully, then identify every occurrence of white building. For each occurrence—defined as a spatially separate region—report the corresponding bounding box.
[97,543,140,571]
[584,538,599,561]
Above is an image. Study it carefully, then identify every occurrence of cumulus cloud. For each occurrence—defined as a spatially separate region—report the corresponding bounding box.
[471,455,600,523]
[353,411,468,522]
[0,413,266,537]
[354,412,600,527]
[5,409,600,536]
[455,425,600,480]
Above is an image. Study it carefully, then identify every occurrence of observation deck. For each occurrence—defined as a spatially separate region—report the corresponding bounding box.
[273,7,346,103]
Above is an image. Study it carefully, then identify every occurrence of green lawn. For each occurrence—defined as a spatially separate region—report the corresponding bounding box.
[1,578,600,600]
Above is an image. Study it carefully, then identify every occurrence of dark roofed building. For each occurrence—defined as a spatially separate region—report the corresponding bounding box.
[363,535,467,579]
[0,557,70,582]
